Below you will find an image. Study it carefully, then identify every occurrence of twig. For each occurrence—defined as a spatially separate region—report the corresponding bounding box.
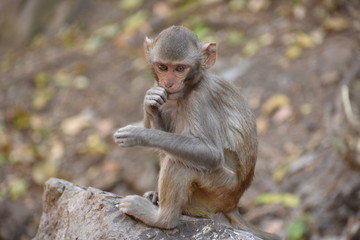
[341,85,355,126]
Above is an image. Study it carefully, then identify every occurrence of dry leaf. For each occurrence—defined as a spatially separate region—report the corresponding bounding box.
[293,5,306,19]
[243,41,261,57]
[82,133,110,155]
[295,32,315,48]
[262,94,291,116]
[273,105,293,124]
[153,2,171,18]
[259,33,274,46]
[32,87,55,110]
[300,104,313,115]
[323,17,349,32]
[61,113,93,136]
[286,45,302,60]
[32,160,58,185]
[95,118,115,137]
[73,75,89,89]
[49,140,64,162]
[248,0,269,12]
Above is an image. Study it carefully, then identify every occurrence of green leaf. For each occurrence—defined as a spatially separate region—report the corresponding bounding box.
[353,79,360,90]
[58,25,79,47]
[85,23,120,53]
[273,163,289,182]
[286,220,306,240]
[123,10,148,32]
[53,70,72,88]
[229,0,247,11]
[226,30,246,47]
[32,87,55,110]
[0,152,6,167]
[243,41,261,57]
[256,192,301,208]
[34,71,49,89]
[95,23,120,39]
[119,0,144,11]
[8,177,28,200]
[192,25,209,40]
[13,108,31,130]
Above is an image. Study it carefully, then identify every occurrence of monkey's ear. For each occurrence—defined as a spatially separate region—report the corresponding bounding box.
[144,37,153,57]
[201,42,217,69]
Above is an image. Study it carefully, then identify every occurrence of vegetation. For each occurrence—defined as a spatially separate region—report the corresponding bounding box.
[0,0,359,239]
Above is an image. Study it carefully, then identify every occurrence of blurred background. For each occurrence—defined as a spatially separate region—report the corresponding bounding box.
[0,0,359,239]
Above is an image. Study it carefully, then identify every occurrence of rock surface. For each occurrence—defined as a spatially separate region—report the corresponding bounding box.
[34,178,261,240]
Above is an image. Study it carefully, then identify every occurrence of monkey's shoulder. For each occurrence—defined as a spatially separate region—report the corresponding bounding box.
[196,77,252,116]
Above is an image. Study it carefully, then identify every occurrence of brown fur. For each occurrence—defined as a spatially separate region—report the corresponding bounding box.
[114,26,280,240]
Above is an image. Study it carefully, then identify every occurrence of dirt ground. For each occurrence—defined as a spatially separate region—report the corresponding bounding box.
[0,0,359,239]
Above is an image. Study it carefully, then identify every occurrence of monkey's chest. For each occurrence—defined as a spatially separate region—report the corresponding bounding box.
[160,105,192,134]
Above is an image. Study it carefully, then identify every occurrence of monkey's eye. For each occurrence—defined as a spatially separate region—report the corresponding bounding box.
[158,64,168,71]
[175,65,186,72]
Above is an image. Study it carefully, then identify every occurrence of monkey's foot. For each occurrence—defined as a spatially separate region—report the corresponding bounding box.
[119,195,158,223]
[143,191,159,205]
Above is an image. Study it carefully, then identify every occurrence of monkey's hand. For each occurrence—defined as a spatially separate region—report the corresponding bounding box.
[143,191,159,206]
[113,125,147,147]
[144,86,167,116]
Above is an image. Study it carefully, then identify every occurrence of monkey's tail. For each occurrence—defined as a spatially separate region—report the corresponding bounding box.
[224,209,281,240]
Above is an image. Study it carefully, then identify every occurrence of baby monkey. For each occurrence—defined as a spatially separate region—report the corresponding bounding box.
[114,26,279,240]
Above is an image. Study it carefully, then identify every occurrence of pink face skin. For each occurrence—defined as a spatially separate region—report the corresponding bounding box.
[153,62,191,94]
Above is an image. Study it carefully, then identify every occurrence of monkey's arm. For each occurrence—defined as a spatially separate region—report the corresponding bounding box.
[114,125,223,171]
[144,111,165,130]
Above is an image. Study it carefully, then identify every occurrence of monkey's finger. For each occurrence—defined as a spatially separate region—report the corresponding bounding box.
[144,191,159,205]
[155,87,168,102]
[146,88,167,102]
[145,93,167,105]
[145,94,165,105]
[115,139,134,147]
[113,130,131,140]
[145,99,163,108]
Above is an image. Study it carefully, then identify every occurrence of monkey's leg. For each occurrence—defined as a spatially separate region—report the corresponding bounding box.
[155,159,193,228]
[119,159,193,229]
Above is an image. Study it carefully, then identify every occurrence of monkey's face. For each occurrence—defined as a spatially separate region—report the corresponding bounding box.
[153,62,191,94]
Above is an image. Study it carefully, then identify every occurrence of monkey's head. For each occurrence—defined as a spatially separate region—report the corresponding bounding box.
[144,26,216,96]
